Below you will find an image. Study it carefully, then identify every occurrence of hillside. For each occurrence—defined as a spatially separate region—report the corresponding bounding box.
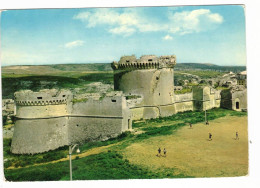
[1,63,246,99]
[175,63,246,73]
[1,62,246,75]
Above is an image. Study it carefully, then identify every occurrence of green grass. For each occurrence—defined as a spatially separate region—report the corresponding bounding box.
[71,98,88,103]
[3,131,133,169]
[3,139,68,168]
[175,70,225,79]
[4,151,188,181]
[132,108,247,140]
[3,108,246,181]
[174,88,192,94]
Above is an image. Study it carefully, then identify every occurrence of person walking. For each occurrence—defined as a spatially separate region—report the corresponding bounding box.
[236,132,239,140]
[206,120,209,125]
[163,148,167,157]
[189,123,192,129]
[209,133,212,141]
[158,147,161,157]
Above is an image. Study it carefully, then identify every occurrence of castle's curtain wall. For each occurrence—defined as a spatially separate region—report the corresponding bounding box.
[68,117,124,143]
[174,101,194,113]
[220,90,233,109]
[130,108,144,120]
[193,87,204,111]
[69,96,131,143]
[174,93,194,113]
[174,93,193,102]
[72,97,123,116]
[11,117,69,154]
[159,104,176,117]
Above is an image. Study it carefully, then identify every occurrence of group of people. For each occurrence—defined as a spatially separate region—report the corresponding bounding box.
[189,120,209,129]
[208,131,239,141]
[157,147,166,157]
[190,121,239,141]
[156,121,240,157]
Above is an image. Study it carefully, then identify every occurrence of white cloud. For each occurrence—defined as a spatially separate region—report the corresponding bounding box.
[109,26,136,36]
[168,9,224,35]
[163,35,173,40]
[73,8,223,36]
[64,40,85,48]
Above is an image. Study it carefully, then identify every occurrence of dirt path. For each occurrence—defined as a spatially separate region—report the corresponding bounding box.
[7,143,118,170]
[123,116,248,177]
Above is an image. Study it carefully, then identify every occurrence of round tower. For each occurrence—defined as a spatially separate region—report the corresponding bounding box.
[11,89,72,154]
[111,55,176,119]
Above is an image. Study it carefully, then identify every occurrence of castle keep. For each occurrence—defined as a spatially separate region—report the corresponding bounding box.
[111,55,221,120]
[10,54,246,154]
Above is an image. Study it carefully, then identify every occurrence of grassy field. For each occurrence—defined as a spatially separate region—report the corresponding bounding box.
[4,109,248,181]
[124,116,248,177]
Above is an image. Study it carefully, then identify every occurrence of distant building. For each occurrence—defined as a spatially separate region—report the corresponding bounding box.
[237,70,247,87]
[220,85,247,111]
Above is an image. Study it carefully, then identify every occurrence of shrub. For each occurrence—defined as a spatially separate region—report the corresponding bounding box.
[2,116,8,125]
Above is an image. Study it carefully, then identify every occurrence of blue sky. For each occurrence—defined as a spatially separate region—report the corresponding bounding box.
[1,5,246,66]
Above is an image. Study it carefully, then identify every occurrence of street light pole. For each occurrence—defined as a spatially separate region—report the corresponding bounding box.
[205,108,207,122]
[69,144,80,181]
[204,94,207,123]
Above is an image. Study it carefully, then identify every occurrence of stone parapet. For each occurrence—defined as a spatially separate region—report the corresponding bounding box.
[111,55,176,70]
[16,99,67,106]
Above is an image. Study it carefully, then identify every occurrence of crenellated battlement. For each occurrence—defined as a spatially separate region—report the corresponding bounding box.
[15,99,68,106]
[14,89,72,106]
[111,55,176,70]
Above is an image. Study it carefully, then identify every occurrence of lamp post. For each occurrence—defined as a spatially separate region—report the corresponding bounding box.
[69,144,80,181]
[204,94,207,123]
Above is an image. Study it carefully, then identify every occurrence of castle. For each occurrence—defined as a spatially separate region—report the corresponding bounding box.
[10,55,247,154]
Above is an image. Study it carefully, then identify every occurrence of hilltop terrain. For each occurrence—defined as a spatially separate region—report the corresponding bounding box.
[1,63,245,99]
[2,62,246,75]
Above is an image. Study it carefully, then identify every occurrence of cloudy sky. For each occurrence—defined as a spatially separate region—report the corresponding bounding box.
[1,5,246,66]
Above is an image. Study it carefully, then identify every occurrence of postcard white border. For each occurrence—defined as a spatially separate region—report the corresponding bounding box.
[0,0,260,188]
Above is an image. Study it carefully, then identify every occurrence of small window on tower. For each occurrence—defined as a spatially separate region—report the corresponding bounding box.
[148,59,152,62]
[126,60,130,63]
[37,97,42,99]
[112,99,116,102]
[62,95,66,97]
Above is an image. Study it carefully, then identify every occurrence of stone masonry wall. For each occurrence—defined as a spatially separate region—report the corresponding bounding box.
[11,117,69,154]
[174,93,194,113]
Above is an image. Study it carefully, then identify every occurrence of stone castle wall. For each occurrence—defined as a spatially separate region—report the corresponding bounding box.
[11,117,69,154]
[69,94,131,143]
[193,86,220,111]
[11,90,131,154]
[174,93,194,113]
